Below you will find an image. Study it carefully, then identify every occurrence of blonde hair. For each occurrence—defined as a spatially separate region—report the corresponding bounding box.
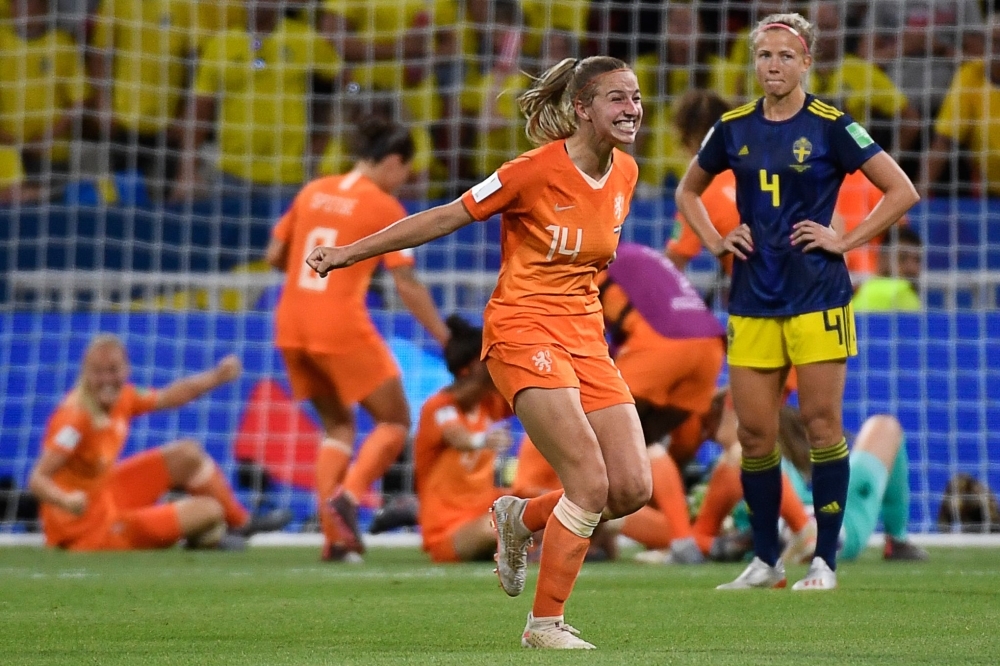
[518,55,631,146]
[750,12,817,55]
[76,334,127,417]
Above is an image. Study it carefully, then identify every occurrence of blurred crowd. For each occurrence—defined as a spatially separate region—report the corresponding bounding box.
[0,0,997,206]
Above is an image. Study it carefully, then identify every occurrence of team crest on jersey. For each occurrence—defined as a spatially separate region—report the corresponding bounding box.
[792,137,812,163]
[613,193,625,221]
[531,349,552,374]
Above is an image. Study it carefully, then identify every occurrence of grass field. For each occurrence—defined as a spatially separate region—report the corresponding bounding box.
[1,546,998,665]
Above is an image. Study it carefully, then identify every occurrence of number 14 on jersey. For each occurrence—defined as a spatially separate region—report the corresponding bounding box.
[545,225,582,261]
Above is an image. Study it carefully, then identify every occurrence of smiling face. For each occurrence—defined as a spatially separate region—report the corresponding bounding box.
[82,341,129,413]
[576,69,642,145]
[753,28,812,98]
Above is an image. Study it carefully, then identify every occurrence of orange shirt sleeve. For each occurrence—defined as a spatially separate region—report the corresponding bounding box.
[129,385,159,416]
[413,392,458,493]
[460,156,536,221]
[43,405,88,455]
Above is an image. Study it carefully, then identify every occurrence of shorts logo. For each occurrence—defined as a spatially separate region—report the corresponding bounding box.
[531,350,553,374]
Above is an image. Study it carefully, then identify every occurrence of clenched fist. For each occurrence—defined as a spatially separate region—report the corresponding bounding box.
[214,354,243,384]
[306,246,354,278]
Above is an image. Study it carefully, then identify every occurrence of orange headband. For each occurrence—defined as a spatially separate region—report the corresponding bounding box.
[761,22,810,55]
[572,67,633,107]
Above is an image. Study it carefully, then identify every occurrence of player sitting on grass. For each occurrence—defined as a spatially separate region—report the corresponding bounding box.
[636,389,818,565]
[775,406,928,563]
[669,405,928,569]
[29,334,290,551]
[414,316,514,563]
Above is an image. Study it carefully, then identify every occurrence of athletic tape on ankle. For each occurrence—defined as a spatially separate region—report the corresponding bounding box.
[553,496,601,539]
[321,437,353,456]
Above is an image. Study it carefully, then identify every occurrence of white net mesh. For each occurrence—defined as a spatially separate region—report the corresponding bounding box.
[0,0,998,535]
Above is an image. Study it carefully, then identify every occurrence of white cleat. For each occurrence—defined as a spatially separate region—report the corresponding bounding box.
[634,548,673,565]
[781,518,818,565]
[491,495,532,597]
[792,556,838,591]
[521,613,596,650]
[716,557,787,589]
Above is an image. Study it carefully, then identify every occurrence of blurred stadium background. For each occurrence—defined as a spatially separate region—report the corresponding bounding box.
[0,0,998,541]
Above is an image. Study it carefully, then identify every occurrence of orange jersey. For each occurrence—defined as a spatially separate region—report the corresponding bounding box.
[38,385,159,547]
[413,388,510,546]
[273,171,415,353]
[668,169,738,275]
[461,140,639,357]
[836,170,902,276]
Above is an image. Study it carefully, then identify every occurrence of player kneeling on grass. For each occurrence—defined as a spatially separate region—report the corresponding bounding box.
[29,334,291,551]
[414,316,514,563]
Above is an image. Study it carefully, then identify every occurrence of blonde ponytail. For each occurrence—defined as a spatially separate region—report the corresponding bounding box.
[518,55,631,146]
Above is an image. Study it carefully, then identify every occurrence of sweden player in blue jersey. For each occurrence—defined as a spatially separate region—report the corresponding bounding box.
[675,12,919,591]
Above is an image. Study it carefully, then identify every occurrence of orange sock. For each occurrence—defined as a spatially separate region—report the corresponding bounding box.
[317,439,352,543]
[190,467,249,529]
[342,424,408,501]
[649,455,692,540]
[533,514,590,618]
[521,490,563,532]
[780,472,809,533]
[692,459,743,554]
[622,505,673,550]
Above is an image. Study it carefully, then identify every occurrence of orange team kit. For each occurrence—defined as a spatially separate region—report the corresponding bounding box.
[459,140,639,412]
[272,171,415,404]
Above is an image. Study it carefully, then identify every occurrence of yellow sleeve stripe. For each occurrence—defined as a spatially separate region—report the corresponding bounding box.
[810,98,844,115]
[721,101,757,122]
[807,105,842,121]
[808,101,844,120]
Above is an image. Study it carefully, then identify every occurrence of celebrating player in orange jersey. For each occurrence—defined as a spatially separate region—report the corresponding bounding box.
[308,56,648,649]
[29,334,289,551]
[266,117,450,563]
[414,316,513,563]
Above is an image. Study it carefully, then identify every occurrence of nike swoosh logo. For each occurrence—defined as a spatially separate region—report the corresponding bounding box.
[554,204,575,211]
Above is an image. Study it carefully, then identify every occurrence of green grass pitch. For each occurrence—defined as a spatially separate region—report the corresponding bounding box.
[1,546,998,665]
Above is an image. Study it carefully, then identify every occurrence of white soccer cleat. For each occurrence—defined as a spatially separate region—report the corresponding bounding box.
[521,613,596,650]
[781,518,818,565]
[491,495,532,597]
[716,556,787,589]
[792,556,838,591]
[634,548,673,565]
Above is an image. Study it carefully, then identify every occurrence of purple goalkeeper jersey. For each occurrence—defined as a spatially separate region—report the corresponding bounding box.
[606,243,725,340]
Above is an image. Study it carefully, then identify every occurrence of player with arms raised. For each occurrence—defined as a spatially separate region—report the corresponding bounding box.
[675,12,918,590]
[308,56,648,649]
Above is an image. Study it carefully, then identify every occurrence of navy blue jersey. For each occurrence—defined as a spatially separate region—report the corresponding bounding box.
[697,94,882,317]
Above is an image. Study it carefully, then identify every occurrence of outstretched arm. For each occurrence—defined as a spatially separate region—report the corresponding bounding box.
[389,265,450,347]
[307,199,474,277]
[154,355,242,410]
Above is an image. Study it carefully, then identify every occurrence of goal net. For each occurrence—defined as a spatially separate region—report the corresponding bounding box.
[0,0,997,538]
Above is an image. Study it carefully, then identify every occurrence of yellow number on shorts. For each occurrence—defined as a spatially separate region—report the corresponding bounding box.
[759,169,780,207]
[823,309,845,347]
